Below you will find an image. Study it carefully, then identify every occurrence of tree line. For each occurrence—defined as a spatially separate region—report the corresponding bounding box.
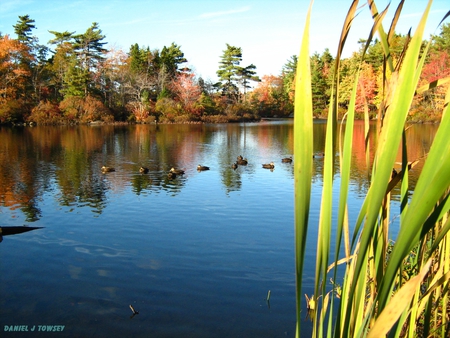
[0,15,449,125]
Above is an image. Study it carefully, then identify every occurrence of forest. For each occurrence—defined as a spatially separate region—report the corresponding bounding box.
[0,15,449,125]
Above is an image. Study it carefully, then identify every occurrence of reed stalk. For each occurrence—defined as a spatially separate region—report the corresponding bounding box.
[294,0,450,337]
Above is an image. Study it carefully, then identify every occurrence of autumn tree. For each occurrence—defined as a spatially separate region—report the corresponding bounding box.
[127,43,187,97]
[356,63,377,115]
[98,47,129,117]
[148,43,188,98]
[410,23,450,120]
[250,75,285,116]
[414,50,450,118]
[46,24,112,123]
[421,51,450,83]
[123,42,189,121]
[0,35,32,122]
[170,73,203,117]
[123,44,158,121]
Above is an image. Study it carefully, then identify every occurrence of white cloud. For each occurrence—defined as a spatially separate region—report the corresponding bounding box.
[199,6,251,19]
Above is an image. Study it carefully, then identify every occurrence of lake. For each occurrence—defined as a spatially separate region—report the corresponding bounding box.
[0,120,438,337]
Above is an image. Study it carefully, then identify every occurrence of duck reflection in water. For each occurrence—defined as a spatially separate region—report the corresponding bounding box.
[170,168,185,175]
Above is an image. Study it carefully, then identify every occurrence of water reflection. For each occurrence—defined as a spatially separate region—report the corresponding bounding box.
[0,121,438,218]
[0,120,440,337]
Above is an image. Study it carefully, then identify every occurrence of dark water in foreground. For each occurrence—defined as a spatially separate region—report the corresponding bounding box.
[0,120,438,337]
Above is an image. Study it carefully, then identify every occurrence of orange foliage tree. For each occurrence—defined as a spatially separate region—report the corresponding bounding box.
[0,35,32,122]
[59,95,113,123]
[356,63,377,115]
[249,75,285,116]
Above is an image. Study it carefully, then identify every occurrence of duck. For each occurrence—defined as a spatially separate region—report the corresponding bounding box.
[262,162,275,169]
[281,157,293,163]
[139,166,149,174]
[170,167,185,175]
[197,164,210,171]
[231,162,238,170]
[101,166,115,173]
[167,171,177,179]
[237,158,248,165]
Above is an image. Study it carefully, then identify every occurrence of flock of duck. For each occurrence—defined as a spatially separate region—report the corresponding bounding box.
[101,155,293,178]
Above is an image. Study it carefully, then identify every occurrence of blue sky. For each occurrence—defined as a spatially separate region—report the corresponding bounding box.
[0,0,448,81]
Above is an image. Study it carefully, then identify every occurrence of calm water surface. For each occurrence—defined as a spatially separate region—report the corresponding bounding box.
[0,120,437,337]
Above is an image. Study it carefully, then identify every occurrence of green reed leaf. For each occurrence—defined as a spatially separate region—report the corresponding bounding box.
[382,83,450,307]
[352,0,433,315]
[294,1,314,337]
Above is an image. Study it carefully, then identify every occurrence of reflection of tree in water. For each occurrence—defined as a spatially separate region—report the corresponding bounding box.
[131,174,154,195]
[55,149,109,214]
[0,122,436,222]
[79,175,108,214]
[160,174,186,196]
[57,174,108,215]
[19,200,41,222]
[0,129,46,221]
[221,168,242,194]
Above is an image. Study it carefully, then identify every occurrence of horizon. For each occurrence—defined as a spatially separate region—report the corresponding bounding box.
[1,0,448,82]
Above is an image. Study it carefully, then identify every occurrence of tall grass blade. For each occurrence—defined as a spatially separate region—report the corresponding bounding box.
[367,0,394,72]
[294,1,314,336]
[367,259,433,338]
[316,2,361,336]
[294,1,450,337]
[349,0,433,317]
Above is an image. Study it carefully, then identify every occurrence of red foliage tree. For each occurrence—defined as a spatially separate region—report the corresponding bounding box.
[413,50,450,118]
[356,63,377,114]
[170,73,203,117]
[421,51,450,83]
